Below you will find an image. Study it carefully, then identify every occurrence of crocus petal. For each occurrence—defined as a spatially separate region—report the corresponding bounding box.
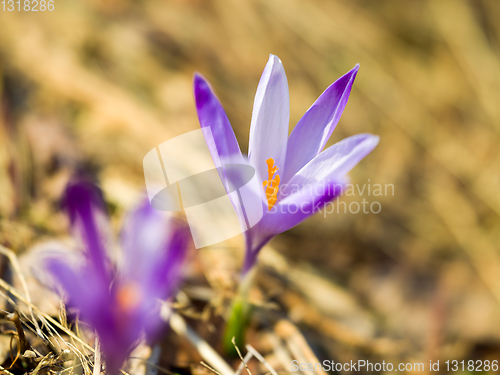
[224,156,268,225]
[242,133,378,272]
[263,177,347,238]
[63,181,111,282]
[130,213,190,342]
[153,223,190,298]
[194,73,243,166]
[47,258,140,374]
[194,73,252,222]
[29,242,84,294]
[48,184,191,374]
[120,197,173,283]
[46,258,117,339]
[144,219,190,299]
[283,65,359,183]
[242,177,347,274]
[248,54,290,183]
[121,197,190,300]
[281,133,379,195]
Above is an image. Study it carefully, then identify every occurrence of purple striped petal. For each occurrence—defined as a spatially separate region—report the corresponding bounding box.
[281,134,379,195]
[120,198,172,283]
[194,73,243,165]
[248,54,290,183]
[121,197,190,300]
[152,222,190,299]
[63,181,111,284]
[46,259,109,322]
[265,177,347,237]
[283,65,359,183]
[119,197,190,344]
[194,73,247,220]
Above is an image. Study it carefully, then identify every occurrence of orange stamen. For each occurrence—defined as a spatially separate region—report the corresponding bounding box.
[263,158,280,210]
[116,282,142,312]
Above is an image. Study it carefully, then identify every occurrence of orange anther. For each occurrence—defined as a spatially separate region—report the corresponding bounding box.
[263,158,280,210]
[116,282,142,312]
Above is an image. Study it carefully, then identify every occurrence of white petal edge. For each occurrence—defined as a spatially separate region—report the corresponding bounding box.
[248,54,290,185]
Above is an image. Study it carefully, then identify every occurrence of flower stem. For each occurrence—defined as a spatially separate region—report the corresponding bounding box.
[223,268,256,356]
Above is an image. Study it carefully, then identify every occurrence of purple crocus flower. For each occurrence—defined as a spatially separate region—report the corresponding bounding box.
[194,55,379,275]
[46,181,190,374]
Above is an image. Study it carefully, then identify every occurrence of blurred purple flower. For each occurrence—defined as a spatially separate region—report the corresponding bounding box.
[46,181,190,374]
[194,54,379,275]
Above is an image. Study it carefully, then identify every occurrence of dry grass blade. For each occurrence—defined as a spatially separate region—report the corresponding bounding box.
[231,337,251,375]
[200,361,222,375]
[0,245,42,338]
[31,353,52,375]
[0,277,93,353]
[93,336,101,375]
[275,321,327,375]
[245,345,278,375]
[0,365,15,375]
[234,351,253,375]
[0,264,133,375]
[167,311,234,375]
[6,311,31,354]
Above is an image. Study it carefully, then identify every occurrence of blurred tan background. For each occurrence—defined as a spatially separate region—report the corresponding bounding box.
[1,0,500,372]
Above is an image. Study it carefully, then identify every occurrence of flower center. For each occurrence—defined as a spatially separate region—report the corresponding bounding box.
[262,158,280,210]
[116,282,142,312]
